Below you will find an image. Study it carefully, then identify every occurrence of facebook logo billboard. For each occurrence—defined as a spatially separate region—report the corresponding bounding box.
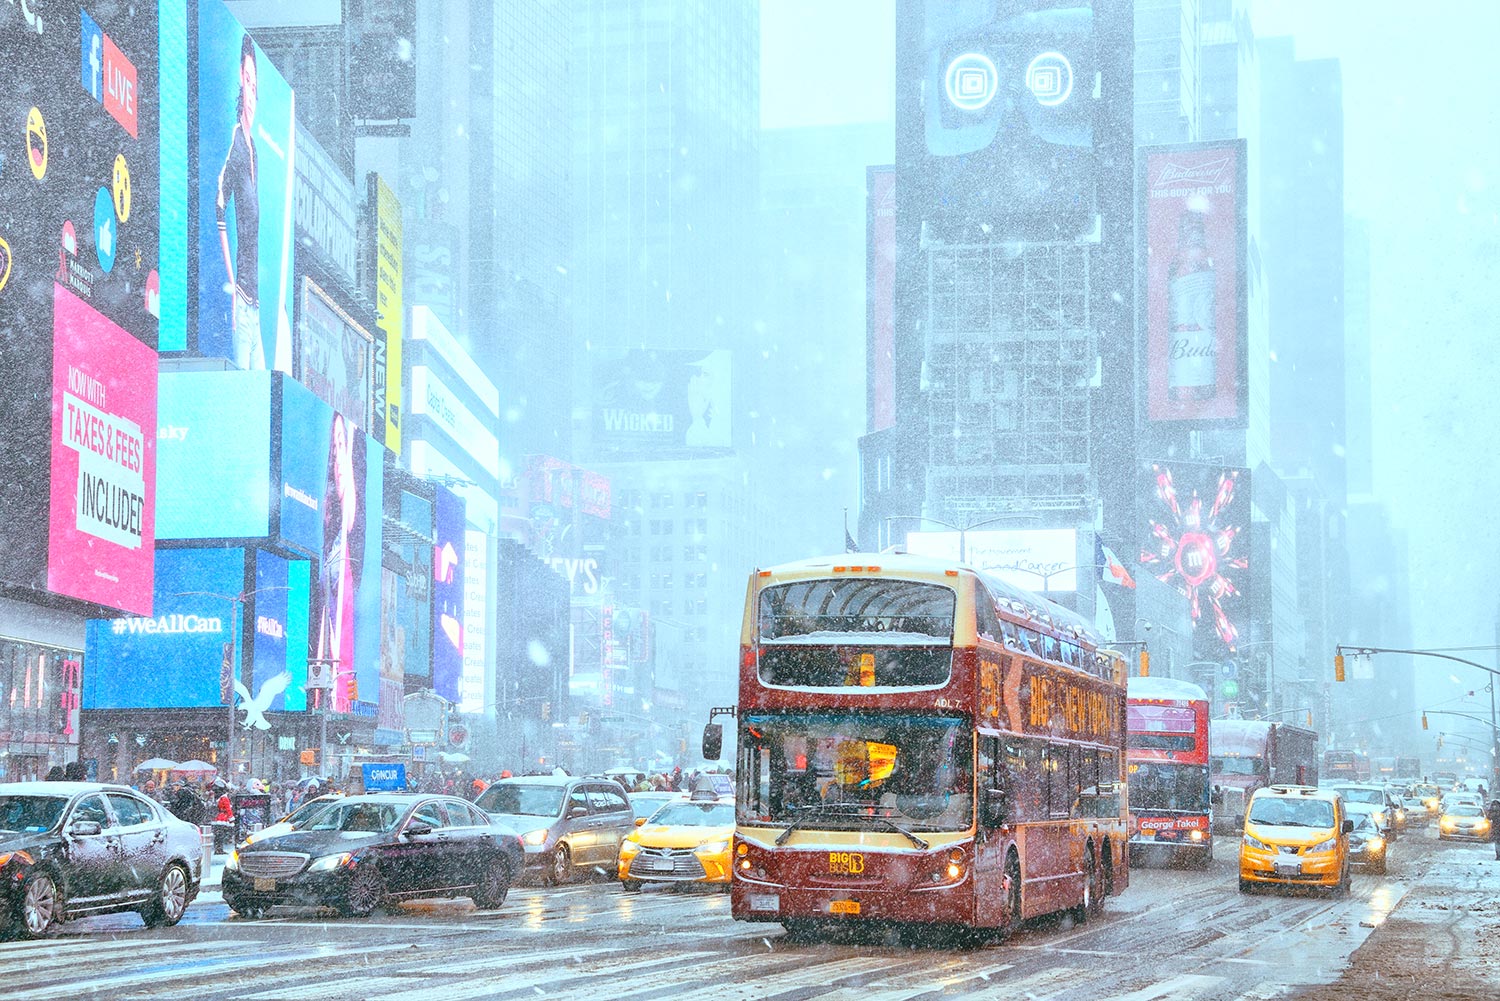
[84,547,246,710]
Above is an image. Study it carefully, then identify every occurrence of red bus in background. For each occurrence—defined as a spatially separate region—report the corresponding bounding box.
[714,554,1131,942]
[1323,749,1371,782]
[1126,677,1213,868]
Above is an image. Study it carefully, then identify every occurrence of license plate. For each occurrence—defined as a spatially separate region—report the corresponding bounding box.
[747,893,780,912]
[829,899,860,915]
[253,877,276,892]
[1273,861,1301,875]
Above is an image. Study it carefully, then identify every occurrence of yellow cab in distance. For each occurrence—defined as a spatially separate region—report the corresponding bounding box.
[1238,784,1352,895]
[618,789,735,891]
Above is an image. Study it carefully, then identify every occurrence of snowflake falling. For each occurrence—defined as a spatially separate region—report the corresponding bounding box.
[1140,465,1248,650]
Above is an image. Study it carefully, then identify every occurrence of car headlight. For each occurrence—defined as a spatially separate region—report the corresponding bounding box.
[1477,819,1492,832]
[695,841,729,855]
[1367,836,1385,852]
[523,829,550,847]
[1242,834,1272,852]
[1309,838,1337,853]
[1371,812,1385,827]
[307,852,353,872]
[618,840,641,859]
[1395,810,1406,821]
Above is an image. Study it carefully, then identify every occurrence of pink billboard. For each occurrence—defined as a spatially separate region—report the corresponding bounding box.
[1140,141,1247,424]
[48,283,158,614]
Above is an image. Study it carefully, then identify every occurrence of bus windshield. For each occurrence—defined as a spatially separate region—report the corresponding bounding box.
[1128,762,1210,812]
[739,713,972,832]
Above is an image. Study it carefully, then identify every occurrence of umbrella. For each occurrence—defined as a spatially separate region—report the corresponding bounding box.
[134,758,178,771]
[438,752,470,764]
[171,759,217,775]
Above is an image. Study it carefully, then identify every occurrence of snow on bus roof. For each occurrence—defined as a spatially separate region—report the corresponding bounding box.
[1128,677,1208,702]
[758,552,1102,647]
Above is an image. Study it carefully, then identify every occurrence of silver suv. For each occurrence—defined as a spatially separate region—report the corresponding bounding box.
[475,776,634,885]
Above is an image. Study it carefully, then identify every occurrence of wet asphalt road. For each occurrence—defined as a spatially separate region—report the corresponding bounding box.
[2,829,1462,1001]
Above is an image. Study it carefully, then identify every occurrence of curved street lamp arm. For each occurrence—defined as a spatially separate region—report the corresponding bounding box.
[1337,644,1500,679]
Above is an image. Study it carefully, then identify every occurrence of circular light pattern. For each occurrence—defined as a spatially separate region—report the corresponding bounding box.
[1025,51,1074,107]
[944,52,998,112]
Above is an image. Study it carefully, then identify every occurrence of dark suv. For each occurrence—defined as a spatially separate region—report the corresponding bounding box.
[476,776,634,884]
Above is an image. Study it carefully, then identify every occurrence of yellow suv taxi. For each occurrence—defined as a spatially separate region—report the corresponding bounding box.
[1239,785,1352,894]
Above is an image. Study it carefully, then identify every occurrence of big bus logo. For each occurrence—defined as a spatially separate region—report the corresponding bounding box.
[828,852,865,876]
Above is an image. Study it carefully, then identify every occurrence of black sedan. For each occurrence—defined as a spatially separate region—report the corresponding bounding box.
[0,782,204,939]
[223,794,524,918]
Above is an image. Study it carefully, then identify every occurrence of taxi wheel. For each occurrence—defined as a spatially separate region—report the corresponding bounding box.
[1335,865,1351,897]
[621,879,643,892]
[1238,878,1252,894]
[546,844,573,886]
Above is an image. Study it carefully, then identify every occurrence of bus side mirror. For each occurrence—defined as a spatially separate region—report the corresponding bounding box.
[982,788,1008,827]
[702,723,723,761]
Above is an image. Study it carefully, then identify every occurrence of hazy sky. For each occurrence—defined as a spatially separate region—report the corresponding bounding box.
[761,3,1500,722]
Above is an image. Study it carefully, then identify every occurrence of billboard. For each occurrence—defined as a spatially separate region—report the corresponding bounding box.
[298,276,374,431]
[249,549,309,713]
[377,567,404,738]
[83,547,245,710]
[156,371,272,540]
[410,366,499,477]
[1139,463,1250,652]
[432,488,466,704]
[906,528,1079,593]
[346,0,417,122]
[1140,140,1248,423]
[867,165,896,433]
[195,0,297,371]
[369,174,402,451]
[292,124,357,286]
[48,285,158,613]
[592,349,732,457]
[0,1,160,610]
[159,1,189,350]
[460,530,488,714]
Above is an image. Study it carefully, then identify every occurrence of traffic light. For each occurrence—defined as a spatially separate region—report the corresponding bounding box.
[540,701,551,721]
[348,677,358,702]
[1421,712,1428,730]
[1334,653,1345,683]
[1138,650,1150,677]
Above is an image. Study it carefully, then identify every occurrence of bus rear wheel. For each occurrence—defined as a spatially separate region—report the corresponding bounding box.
[1002,854,1023,940]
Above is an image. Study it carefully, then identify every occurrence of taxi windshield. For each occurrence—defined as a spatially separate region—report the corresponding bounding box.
[647,802,734,827]
[1247,796,1335,829]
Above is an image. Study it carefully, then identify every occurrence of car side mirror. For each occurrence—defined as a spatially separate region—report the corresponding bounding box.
[405,823,434,838]
[982,788,1008,827]
[634,817,646,827]
[1342,819,1354,834]
[68,820,102,837]
[702,723,723,761]
[569,806,588,819]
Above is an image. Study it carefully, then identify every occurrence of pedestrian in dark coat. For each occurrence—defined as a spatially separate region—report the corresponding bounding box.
[1486,798,1500,860]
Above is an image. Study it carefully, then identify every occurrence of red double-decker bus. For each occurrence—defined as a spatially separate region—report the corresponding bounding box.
[707,554,1130,940]
[1126,677,1213,868]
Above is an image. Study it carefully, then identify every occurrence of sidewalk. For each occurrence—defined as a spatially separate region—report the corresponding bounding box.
[1291,843,1500,1000]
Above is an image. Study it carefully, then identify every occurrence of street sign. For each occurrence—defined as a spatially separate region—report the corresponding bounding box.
[408,729,438,745]
[362,763,407,792]
[448,724,469,748]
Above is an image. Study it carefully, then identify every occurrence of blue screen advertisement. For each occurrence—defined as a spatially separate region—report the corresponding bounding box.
[279,376,333,554]
[432,488,465,703]
[196,0,296,370]
[84,548,246,709]
[156,371,272,540]
[249,549,310,712]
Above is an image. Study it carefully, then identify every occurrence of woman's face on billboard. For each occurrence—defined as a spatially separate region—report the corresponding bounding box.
[241,51,258,126]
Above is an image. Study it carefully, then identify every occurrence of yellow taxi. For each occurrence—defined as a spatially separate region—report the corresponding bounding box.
[618,791,734,891]
[1238,785,1351,894]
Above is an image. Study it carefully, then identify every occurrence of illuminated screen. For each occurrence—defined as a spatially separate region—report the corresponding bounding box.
[155,371,272,540]
[195,0,296,371]
[249,549,309,712]
[432,488,465,703]
[83,547,245,710]
[1139,463,1251,652]
[591,349,732,457]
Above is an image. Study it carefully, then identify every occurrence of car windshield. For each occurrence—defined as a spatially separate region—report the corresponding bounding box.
[1352,813,1381,834]
[1447,804,1484,818]
[476,784,566,818]
[1248,796,1336,829]
[297,801,402,834]
[647,802,735,827]
[0,795,69,834]
[738,713,972,832]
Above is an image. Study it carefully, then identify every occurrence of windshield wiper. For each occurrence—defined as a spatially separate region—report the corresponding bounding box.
[856,814,929,850]
[775,804,930,850]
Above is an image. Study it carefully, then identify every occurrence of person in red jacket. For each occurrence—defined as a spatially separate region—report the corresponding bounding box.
[216,794,234,823]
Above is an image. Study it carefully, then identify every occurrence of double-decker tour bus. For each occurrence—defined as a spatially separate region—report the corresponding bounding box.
[1126,677,1213,868]
[1323,749,1370,783]
[705,554,1130,940]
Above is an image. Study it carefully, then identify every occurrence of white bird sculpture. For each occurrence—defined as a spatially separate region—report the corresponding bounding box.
[234,670,293,731]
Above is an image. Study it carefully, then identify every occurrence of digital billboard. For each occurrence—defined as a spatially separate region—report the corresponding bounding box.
[377,567,405,738]
[195,0,297,372]
[460,530,488,714]
[156,371,272,540]
[906,528,1079,593]
[432,488,466,704]
[369,174,402,452]
[298,276,374,431]
[1139,463,1251,653]
[158,0,189,351]
[1140,141,1248,424]
[48,284,158,613]
[292,124,357,286]
[83,547,245,710]
[249,549,309,713]
[0,1,161,610]
[393,489,432,684]
[591,349,732,457]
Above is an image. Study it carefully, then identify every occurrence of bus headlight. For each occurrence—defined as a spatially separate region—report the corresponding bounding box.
[1188,829,1205,842]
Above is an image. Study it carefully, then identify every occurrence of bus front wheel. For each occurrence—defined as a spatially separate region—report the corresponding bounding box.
[1002,854,1023,939]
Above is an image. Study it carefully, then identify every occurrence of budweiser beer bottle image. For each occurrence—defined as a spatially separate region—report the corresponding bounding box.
[1167,210,1216,401]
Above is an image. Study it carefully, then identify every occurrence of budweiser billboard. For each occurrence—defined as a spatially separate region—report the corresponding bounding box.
[1139,141,1247,424]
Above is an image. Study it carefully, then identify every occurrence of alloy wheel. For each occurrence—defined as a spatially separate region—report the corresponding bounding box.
[22,874,58,937]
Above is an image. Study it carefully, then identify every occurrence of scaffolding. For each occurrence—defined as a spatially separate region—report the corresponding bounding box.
[922,242,1097,517]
